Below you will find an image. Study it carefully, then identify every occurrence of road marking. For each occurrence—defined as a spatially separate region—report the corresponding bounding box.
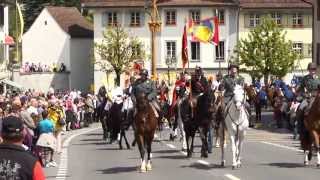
[166,143,176,149]
[261,141,303,153]
[197,160,210,166]
[55,127,100,180]
[225,174,241,180]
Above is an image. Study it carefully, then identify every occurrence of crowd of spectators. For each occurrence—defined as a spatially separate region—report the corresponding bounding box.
[20,62,67,73]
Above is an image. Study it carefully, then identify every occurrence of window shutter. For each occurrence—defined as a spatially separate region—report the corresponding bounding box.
[101,12,108,27]
[140,12,145,27]
[303,43,311,58]
[124,11,131,27]
[287,14,293,27]
[303,14,312,28]
[244,14,250,28]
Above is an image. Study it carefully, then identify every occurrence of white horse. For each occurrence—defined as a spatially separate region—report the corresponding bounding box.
[221,84,249,169]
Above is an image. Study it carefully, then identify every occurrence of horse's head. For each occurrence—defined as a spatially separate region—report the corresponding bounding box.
[136,92,149,110]
[205,89,217,114]
[233,84,245,110]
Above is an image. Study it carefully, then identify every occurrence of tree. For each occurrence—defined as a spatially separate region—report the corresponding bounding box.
[236,17,299,85]
[21,0,81,31]
[95,26,146,86]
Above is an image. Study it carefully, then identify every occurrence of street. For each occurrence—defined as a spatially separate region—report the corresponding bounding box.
[45,123,320,180]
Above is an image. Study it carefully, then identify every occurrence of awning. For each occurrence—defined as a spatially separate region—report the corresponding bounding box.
[1,79,23,89]
[4,35,15,45]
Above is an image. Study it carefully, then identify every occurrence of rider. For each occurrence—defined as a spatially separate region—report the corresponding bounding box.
[131,69,160,117]
[296,62,320,130]
[190,66,208,107]
[219,62,245,106]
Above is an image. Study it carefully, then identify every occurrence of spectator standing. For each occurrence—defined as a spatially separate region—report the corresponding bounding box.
[0,116,45,180]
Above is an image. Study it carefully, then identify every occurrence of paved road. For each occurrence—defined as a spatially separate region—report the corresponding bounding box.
[46,125,320,180]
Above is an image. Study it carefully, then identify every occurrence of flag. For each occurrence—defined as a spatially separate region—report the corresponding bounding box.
[212,16,219,46]
[187,19,194,34]
[182,25,188,69]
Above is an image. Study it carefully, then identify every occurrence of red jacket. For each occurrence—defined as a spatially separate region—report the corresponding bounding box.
[170,79,189,116]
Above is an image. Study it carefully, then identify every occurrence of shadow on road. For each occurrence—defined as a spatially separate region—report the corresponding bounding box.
[155,155,187,160]
[72,142,107,146]
[85,133,103,136]
[153,149,180,154]
[96,166,137,174]
[80,138,103,142]
[262,162,305,168]
[96,147,121,151]
[181,163,223,170]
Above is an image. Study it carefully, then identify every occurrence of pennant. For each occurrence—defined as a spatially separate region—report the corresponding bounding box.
[182,25,188,69]
[212,16,219,46]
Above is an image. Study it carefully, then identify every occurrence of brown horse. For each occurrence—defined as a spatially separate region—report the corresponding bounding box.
[245,85,262,123]
[301,91,320,166]
[134,92,158,172]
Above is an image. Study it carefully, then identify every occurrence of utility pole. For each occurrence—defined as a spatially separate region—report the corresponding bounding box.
[146,0,161,79]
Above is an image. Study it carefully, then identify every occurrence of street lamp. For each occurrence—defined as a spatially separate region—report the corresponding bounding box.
[165,56,177,86]
[145,0,161,79]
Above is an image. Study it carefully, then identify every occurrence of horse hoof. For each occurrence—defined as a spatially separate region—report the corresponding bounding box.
[146,164,152,171]
[221,161,225,167]
[237,164,242,168]
[317,163,320,167]
[304,161,309,166]
[232,165,237,170]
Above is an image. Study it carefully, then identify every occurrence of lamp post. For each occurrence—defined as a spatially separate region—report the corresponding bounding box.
[145,0,161,79]
[165,56,177,86]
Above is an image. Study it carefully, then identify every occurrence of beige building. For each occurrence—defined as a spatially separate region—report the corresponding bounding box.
[239,0,313,82]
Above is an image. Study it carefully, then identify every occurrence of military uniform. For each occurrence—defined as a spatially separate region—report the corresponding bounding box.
[220,74,245,105]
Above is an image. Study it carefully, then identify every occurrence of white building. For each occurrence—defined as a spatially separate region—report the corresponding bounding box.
[82,0,239,91]
[17,6,94,92]
[0,3,10,79]
[239,0,313,83]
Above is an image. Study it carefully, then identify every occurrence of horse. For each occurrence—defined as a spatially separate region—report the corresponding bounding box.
[134,92,158,172]
[174,86,194,156]
[244,85,262,124]
[195,88,217,158]
[96,86,108,140]
[300,90,320,166]
[221,85,249,169]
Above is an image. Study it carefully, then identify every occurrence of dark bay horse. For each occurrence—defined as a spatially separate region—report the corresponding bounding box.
[134,92,158,172]
[300,90,320,166]
[195,89,217,158]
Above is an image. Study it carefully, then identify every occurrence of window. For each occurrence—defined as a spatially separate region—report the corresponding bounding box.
[0,6,3,27]
[132,44,141,58]
[190,10,200,25]
[191,42,200,61]
[166,41,176,58]
[318,1,320,21]
[107,12,118,26]
[215,41,225,61]
[166,10,176,25]
[317,43,320,65]
[293,43,303,55]
[130,12,141,27]
[293,13,303,27]
[218,10,225,24]
[271,12,282,25]
[249,14,260,27]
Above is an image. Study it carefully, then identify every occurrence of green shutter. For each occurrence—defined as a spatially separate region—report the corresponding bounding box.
[302,14,309,27]
[140,12,145,27]
[101,12,108,27]
[244,14,250,28]
[287,13,293,28]
[124,11,131,27]
[303,43,312,58]
[281,14,288,27]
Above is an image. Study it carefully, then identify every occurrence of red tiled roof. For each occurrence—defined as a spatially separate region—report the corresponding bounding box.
[239,0,312,9]
[81,0,236,8]
[46,6,93,38]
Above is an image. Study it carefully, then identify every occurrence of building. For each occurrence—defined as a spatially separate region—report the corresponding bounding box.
[0,3,10,79]
[239,0,313,82]
[81,0,239,91]
[16,6,94,92]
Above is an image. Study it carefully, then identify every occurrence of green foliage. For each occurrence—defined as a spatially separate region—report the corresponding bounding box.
[95,26,146,86]
[236,17,298,84]
[21,0,81,31]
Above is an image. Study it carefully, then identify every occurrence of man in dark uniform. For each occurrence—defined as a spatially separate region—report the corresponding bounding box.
[298,63,320,117]
[131,69,160,117]
[190,66,208,107]
[219,63,245,106]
